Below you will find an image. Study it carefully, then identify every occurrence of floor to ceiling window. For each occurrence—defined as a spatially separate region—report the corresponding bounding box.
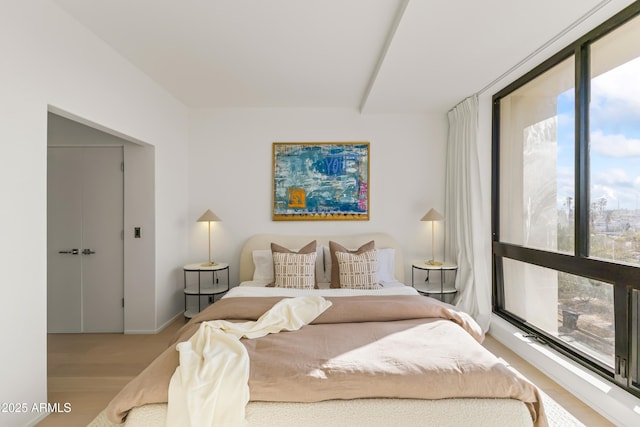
[492,3,640,396]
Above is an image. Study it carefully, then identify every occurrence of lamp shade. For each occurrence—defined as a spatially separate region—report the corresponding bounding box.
[197,209,221,222]
[420,208,444,222]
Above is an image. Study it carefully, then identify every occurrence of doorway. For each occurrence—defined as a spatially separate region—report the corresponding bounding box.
[47,110,157,334]
[47,146,124,333]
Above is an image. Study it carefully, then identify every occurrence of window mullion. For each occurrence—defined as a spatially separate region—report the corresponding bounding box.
[575,44,590,258]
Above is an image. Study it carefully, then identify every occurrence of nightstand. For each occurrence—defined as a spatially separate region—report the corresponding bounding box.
[183,262,230,318]
[411,261,458,302]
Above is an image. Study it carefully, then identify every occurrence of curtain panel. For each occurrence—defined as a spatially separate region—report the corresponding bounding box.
[445,94,491,331]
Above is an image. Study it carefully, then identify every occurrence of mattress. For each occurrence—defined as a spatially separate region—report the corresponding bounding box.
[89,397,532,427]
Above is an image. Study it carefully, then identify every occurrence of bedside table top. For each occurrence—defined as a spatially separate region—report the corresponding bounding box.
[412,261,457,270]
[184,262,229,271]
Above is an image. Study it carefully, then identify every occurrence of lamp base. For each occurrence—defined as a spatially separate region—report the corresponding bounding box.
[426,260,443,266]
[201,261,218,267]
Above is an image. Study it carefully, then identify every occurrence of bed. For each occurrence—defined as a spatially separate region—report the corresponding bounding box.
[90,233,546,427]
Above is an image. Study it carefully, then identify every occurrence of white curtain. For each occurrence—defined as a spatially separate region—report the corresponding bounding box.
[445,95,492,331]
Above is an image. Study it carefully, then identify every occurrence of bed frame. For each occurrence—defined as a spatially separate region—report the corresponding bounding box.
[89,233,535,427]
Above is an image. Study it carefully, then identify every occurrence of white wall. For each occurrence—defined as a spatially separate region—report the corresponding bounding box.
[188,108,448,286]
[0,1,189,425]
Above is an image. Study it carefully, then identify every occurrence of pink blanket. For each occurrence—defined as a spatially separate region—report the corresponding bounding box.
[105,295,546,426]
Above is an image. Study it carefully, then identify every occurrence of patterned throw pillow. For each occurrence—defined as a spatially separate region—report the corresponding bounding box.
[329,240,375,288]
[273,252,317,289]
[335,249,381,290]
[269,240,318,288]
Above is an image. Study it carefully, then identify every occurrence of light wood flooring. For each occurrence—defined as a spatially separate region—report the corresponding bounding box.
[39,317,185,427]
[39,316,613,426]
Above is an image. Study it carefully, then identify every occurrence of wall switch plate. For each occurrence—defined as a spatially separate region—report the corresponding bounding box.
[134,227,141,238]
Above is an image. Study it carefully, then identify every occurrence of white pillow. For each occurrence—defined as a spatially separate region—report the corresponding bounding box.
[273,252,317,289]
[376,248,396,283]
[317,245,330,283]
[252,249,274,283]
[325,246,395,284]
[315,246,325,283]
[323,246,332,283]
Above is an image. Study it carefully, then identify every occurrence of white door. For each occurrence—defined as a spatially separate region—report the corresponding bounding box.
[47,147,124,333]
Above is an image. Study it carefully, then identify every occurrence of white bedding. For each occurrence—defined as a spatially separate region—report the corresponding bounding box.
[234,280,416,296]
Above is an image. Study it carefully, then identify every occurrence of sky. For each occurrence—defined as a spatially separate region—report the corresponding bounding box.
[556,55,640,211]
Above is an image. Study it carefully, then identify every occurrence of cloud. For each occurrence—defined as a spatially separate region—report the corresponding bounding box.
[556,111,574,128]
[590,131,640,157]
[554,57,640,210]
[590,56,640,134]
[555,167,574,207]
[593,168,634,187]
[591,56,640,113]
[590,168,640,210]
[556,166,574,190]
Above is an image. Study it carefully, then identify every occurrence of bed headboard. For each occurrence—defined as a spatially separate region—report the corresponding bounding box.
[238,233,405,283]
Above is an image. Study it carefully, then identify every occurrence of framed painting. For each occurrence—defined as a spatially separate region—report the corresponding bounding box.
[272,142,370,221]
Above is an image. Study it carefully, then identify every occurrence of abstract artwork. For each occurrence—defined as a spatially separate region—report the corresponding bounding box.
[272,142,370,221]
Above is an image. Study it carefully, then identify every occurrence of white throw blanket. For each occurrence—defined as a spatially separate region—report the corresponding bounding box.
[166,296,333,427]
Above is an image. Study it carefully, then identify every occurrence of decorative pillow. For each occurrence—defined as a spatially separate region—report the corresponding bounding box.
[326,246,395,284]
[272,252,317,289]
[252,249,275,283]
[269,240,318,288]
[271,240,317,255]
[335,249,381,290]
[329,240,375,288]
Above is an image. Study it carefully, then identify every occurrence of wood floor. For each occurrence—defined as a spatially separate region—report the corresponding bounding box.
[39,316,185,427]
[39,316,613,427]
[481,336,614,427]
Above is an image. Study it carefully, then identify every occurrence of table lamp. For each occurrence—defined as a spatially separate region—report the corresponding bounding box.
[421,208,444,266]
[197,209,221,266]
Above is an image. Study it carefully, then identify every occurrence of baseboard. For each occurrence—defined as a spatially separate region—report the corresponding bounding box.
[489,316,640,426]
[124,311,184,334]
[155,311,184,333]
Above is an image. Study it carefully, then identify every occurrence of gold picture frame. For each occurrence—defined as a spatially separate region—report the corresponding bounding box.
[272,142,370,221]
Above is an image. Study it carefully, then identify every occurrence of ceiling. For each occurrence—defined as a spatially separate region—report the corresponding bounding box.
[53,0,611,113]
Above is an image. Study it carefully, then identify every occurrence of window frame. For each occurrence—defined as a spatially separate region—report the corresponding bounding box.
[492,2,640,395]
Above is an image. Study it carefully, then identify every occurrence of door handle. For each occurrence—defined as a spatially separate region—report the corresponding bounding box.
[58,249,79,255]
[82,249,96,255]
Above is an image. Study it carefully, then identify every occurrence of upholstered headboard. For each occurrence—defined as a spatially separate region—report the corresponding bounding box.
[238,233,405,283]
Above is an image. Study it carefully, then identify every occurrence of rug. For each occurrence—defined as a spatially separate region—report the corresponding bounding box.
[540,390,586,427]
